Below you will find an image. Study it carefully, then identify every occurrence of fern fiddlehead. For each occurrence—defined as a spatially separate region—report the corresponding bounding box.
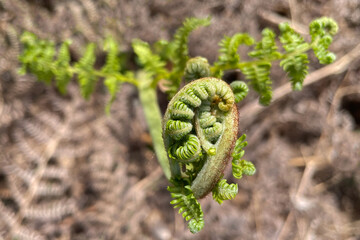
[163,77,252,233]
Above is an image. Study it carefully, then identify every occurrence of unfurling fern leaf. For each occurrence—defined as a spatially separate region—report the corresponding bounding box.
[279,23,309,91]
[213,33,254,77]
[184,57,211,82]
[74,43,97,99]
[166,17,211,95]
[168,185,204,233]
[230,81,249,103]
[309,17,338,64]
[212,179,238,204]
[231,134,256,179]
[53,40,73,94]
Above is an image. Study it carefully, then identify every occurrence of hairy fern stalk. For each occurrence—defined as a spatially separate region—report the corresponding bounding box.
[18,16,338,233]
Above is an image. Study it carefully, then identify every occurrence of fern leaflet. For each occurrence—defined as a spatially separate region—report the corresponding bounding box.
[74,43,97,99]
[279,23,309,91]
[230,80,249,103]
[19,32,55,84]
[101,36,122,113]
[168,184,204,233]
[212,33,254,77]
[132,39,167,81]
[232,134,256,179]
[212,179,238,204]
[309,17,338,64]
[242,29,280,105]
[166,17,211,95]
[53,40,73,94]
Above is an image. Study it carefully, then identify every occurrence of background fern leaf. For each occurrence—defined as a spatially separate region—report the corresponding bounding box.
[19,32,56,84]
[279,23,309,91]
[241,63,272,105]
[54,40,72,94]
[309,17,338,64]
[74,43,97,99]
[213,33,254,77]
[132,39,167,79]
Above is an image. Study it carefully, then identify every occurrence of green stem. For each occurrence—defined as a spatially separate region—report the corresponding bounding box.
[137,71,171,180]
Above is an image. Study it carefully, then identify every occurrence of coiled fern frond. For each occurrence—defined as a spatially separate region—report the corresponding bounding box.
[212,178,238,205]
[163,77,248,232]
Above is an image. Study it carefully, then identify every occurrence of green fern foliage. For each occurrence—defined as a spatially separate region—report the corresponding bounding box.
[212,33,254,77]
[168,184,204,233]
[279,23,309,91]
[309,17,338,64]
[184,57,211,82]
[102,36,122,113]
[241,63,272,105]
[19,32,55,84]
[242,29,280,105]
[54,40,73,94]
[132,39,167,80]
[212,179,238,204]
[230,81,249,103]
[170,17,211,73]
[232,134,256,179]
[74,43,97,99]
[165,17,211,95]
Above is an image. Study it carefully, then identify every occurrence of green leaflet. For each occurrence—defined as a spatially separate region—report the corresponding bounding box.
[168,185,204,233]
[165,17,211,95]
[132,39,167,81]
[19,32,56,84]
[212,33,254,78]
[279,23,309,91]
[54,40,73,94]
[230,81,249,103]
[75,43,97,99]
[244,29,280,105]
[102,36,122,113]
[212,179,238,205]
[231,134,256,179]
[309,17,338,64]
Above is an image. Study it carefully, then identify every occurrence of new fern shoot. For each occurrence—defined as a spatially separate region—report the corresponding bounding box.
[18,17,338,233]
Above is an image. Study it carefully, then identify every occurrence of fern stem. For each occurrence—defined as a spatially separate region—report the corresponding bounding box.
[137,71,171,180]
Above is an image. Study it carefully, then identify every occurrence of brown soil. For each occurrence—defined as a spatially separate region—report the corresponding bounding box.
[0,0,360,239]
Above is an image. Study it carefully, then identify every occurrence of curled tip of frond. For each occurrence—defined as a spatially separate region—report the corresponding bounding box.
[230,81,249,103]
[184,57,211,82]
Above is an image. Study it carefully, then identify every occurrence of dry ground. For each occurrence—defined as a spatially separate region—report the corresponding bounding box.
[0,0,360,239]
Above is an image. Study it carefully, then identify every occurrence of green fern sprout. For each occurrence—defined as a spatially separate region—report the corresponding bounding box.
[18,16,338,234]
